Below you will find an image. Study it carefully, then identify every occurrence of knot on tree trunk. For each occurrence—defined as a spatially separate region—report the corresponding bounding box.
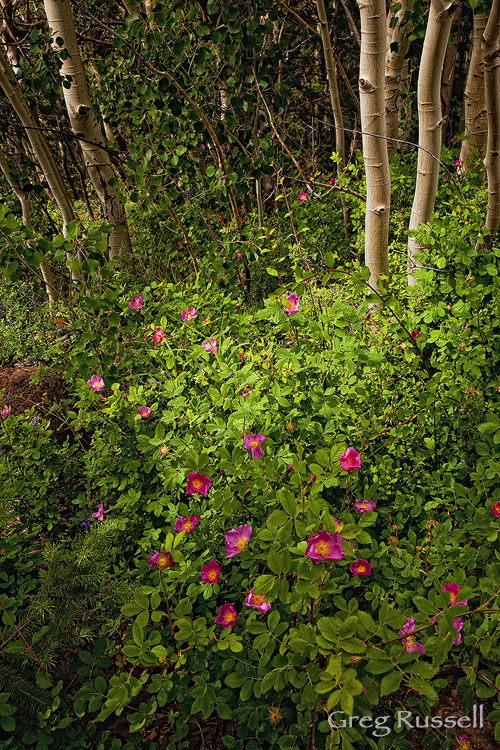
[372,205,387,215]
[359,78,376,92]
[77,104,90,116]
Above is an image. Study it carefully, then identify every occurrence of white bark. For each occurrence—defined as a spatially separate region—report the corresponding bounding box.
[407,0,457,284]
[460,13,488,171]
[478,0,500,248]
[0,145,58,303]
[316,0,345,167]
[440,4,461,144]
[0,45,81,281]
[357,0,391,294]
[43,0,131,264]
[385,0,412,150]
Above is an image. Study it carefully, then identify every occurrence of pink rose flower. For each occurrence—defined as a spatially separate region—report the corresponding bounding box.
[214,603,237,628]
[353,499,376,513]
[148,549,174,570]
[491,500,500,517]
[442,584,467,606]
[137,406,151,418]
[201,338,218,354]
[298,191,307,204]
[152,327,166,344]
[87,375,105,391]
[244,589,272,613]
[225,524,252,558]
[400,617,424,656]
[186,472,212,496]
[305,531,343,563]
[181,306,197,321]
[200,560,220,584]
[350,558,372,577]
[339,447,361,472]
[128,295,143,310]
[243,433,266,459]
[92,503,104,521]
[173,514,201,533]
[282,292,300,315]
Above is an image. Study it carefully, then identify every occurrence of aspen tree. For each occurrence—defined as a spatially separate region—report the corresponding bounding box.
[460,13,488,171]
[407,0,457,284]
[385,0,412,151]
[316,0,349,227]
[478,0,500,248]
[43,0,131,264]
[357,0,391,294]
[0,46,81,281]
[0,145,57,303]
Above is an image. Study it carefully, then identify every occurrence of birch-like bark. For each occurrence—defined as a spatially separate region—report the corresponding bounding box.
[357,0,390,293]
[0,46,82,281]
[478,0,500,249]
[0,145,58,303]
[316,0,349,227]
[459,13,488,171]
[43,0,131,264]
[385,0,412,151]
[407,0,457,284]
[440,4,461,144]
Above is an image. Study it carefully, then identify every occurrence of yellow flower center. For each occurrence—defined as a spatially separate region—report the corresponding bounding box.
[253,594,265,605]
[223,611,234,624]
[182,521,191,531]
[236,537,248,551]
[405,636,415,647]
[357,563,367,573]
[192,478,202,489]
[315,541,330,557]
[249,439,260,448]
[207,569,217,582]
[157,554,170,570]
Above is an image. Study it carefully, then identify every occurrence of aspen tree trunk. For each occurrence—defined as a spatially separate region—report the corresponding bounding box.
[0,46,81,281]
[459,13,488,171]
[385,0,412,151]
[0,145,58,303]
[440,4,461,144]
[43,0,132,264]
[316,0,349,228]
[357,0,390,293]
[407,0,457,284]
[477,0,500,249]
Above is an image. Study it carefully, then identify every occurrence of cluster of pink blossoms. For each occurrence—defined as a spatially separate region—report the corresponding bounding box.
[400,584,468,658]
[1,407,11,420]
[214,524,272,628]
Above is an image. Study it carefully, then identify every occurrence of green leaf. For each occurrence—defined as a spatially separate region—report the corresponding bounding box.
[380,671,403,696]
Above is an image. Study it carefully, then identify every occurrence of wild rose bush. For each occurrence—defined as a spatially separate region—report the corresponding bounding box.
[2,227,500,749]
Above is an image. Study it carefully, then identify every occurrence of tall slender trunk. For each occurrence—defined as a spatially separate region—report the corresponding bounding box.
[440,4,461,144]
[43,0,131,264]
[316,0,349,228]
[0,145,58,303]
[459,13,488,171]
[385,0,412,151]
[0,46,81,281]
[407,0,457,284]
[357,0,390,294]
[477,0,500,249]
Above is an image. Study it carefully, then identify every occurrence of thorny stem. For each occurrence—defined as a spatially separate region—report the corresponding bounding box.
[159,571,175,637]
